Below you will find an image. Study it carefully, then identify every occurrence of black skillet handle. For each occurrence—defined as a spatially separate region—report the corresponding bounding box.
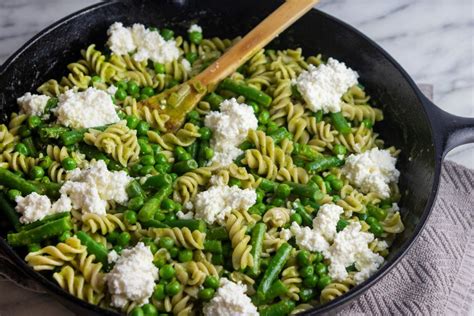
[421,94,474,158]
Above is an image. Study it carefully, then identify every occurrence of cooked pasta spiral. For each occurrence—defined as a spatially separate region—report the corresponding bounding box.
[147,123,200,151]
[226,211,253,270]
[150,227,205,249]
[263,207,291,228]
[0,124,18,154]
[81,213,126,235]
[173,166,218,203]
[53,265,104,305]
[2,152,38,174]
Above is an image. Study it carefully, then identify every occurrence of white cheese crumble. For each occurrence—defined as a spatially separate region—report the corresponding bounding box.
[203,278,258,316]
[176,210,194,220]
[55,87,120,129]
[289,203,343,252]
[186,183,256,225]
[204,98,258,166]
[15,192,71,224]
[341,148,400,199]
[295,58,359,113]
[106,242,158,308]
[107,250,120,264]
[106,85,118,96]
[188,24,203,33]
[323,222,383,284]
[59,160,132,216]
[17,92,50,117]
[107,22,180,64]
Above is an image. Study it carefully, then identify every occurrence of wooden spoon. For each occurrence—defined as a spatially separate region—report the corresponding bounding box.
[139,0,320,131]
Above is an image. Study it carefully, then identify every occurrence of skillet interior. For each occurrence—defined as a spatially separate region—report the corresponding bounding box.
[0,0,438,314]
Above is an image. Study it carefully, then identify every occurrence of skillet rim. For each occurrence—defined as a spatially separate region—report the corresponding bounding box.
[0,1,442,314]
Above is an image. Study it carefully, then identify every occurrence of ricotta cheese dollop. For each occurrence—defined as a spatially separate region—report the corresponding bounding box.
[341,147,400,199]
[188,24,203,33]
[295,57,358,113]
[204,98,258,166]
[17,92,50,117]
[15,192,71,224]
[59,160,132,216]
[107,22,180,64]
[203,278,258,316]
[55,87,120,129]
[106,242,158,308]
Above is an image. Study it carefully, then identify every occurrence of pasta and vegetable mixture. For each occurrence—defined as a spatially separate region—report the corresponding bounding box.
[0,22,404,316]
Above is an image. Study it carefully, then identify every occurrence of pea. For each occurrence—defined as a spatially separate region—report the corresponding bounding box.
[186,110,200,121]
[154,256,167,268]
[115,88,127,101]
[155,163,171,174]
[124,210,137,225]
[358,212,368,221]
[18,125,31,138]
[61,157,77,171]
[332,144,347,156]
[317,274,332,289]
[117,232,131,246]
[128,196,144,211]
[248,101,259,114]
[366,216,377,225]
[130,163,143,176]
[40,176,50,183]
[178,249,193,262]
[228,178,240,188]
[142,303,157,316]
[27,115,42,129]
[159,264,176,280]
[313,252,324,263]
[336,219,348,232]
[140,155,155,166]
[113,245,123,254]
[331,179,344,191]
[130,307,144,316]
[299,288,315,303]
[141,165,155,176]
[165,280,181,296]
[155,153,168,165]
[169,247,179,258]
[107,231,120,243]
[117,80,128,90]
[117,111,126,119]
[198,288,215,301]
[256,189,265,203]
[332,194,341,202]
[28,243,41,252]
[204,147,214,160]
[126,115,140,129]
[160,28,174,40]
[90,75,101,83]
[174,146,190,161]
[154,62,165,74]
[290,212,302,225]
[258,110,270,124]
[370,222,384,237]
[15,143,29,156]
[7,189,22,201]
[58,231,71,242]
[198,127,212,141]
[154,212,166,221]
[29,166,45,179]
[303,274,319,288]
[271,197,285,207]
[39,156,53,170]
[153,284,166,301]
[275,183,291,199]
[165,213,176,223]
[299,265,314,278]
[267,121,278,134]
[136,121,150,136]
[362,119,373,129]
[189,31,203,44]
[141,86,155,97]
[324,181,332,193]
[161,198,176,211]
[139,93,150,101]
[185,52,198,64]
[153,284,166,300]
[315,262,328,275]
[149,243,158,254]
[297,250,311,266]
[159,236,174,249]
[202,276,219,290]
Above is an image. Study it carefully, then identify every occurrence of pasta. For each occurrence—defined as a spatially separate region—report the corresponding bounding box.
[3,21,406,316]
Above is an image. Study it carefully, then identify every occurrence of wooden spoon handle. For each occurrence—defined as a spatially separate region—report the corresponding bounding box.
[195,0,320,86]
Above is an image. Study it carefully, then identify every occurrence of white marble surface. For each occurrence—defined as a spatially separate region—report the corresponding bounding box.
[0,0,472,168]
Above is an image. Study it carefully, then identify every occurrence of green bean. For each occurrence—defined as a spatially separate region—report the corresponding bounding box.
[22,137,37,157]
[19,212,70,232]
[142,174,173,190]
[283,181,325,201]
[267,127,290,144]
[126,180,146,198]
[266,280,289,302]
[61,125,108,146]
[260,300,295,316]
[76,231,108,265]
[172,159,198,175]
[203,93,224,110]
[207,227,229,240]
[305,156,344,174]
[141,220,169,229]
[33,181,61,199]
[257,243,292,300]
[186,141,199,160]
[7,216,72,247]
[292,201,313,226]
[330,112,351,134]
[219,78,272,106]
[39,125,70,140]
[0,193,20,231]
[78,143,110,163]
[204,240,222,254]
[0,168,38,194]
[196,140,209,167]
[293,143,320,161]
[367,204,388,221]
[44,97,58,113]
[138,185,172,222]
[211,253,224,266]
[165,219,207,232]
[259,178,278,192]
[248,223,266,277]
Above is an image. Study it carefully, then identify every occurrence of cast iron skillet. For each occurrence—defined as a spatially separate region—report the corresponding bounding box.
[0,0,473,315]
